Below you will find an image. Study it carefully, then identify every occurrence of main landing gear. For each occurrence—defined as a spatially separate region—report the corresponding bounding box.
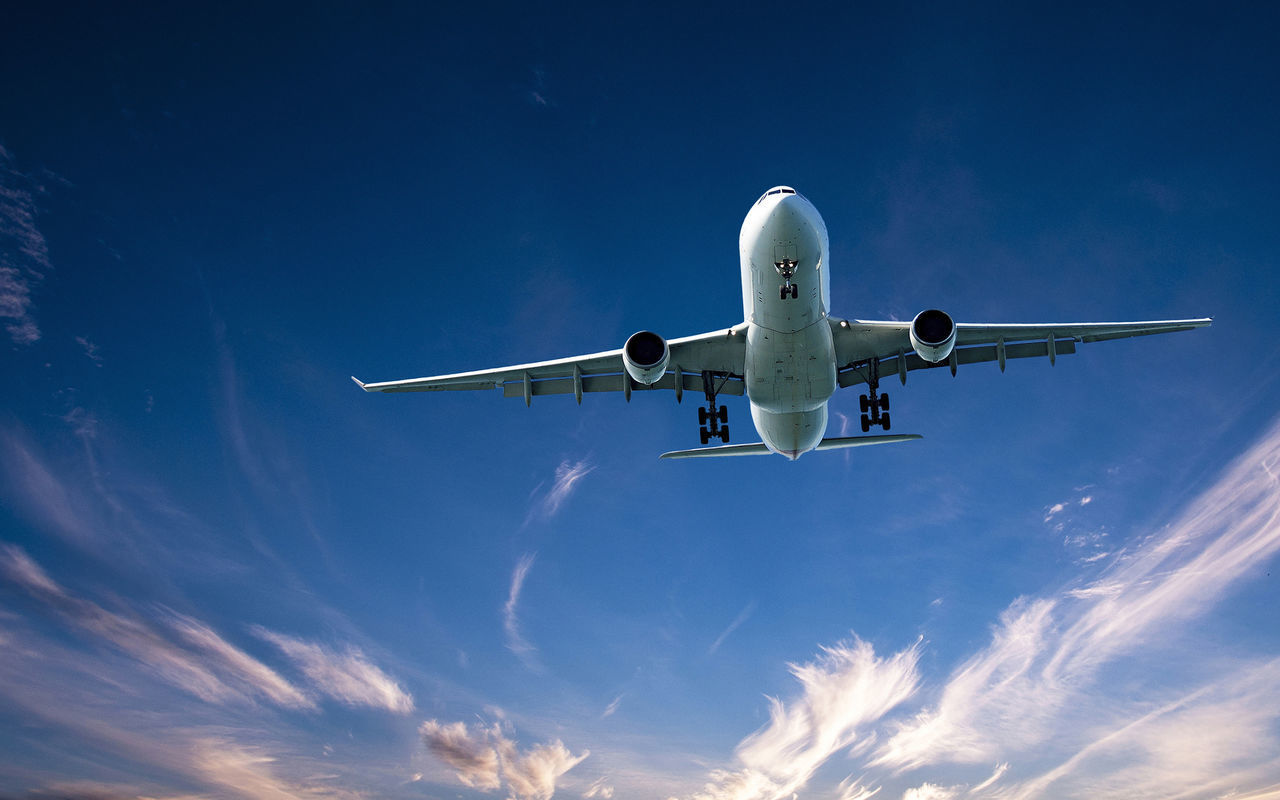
[775,259,799,300]
[859,360,891,432]
[698,370,730,444]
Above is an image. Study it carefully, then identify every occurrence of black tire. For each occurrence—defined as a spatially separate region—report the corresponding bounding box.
[780,286,788,300]
[700,427,711,444]
[720,426,730,442]
[881,413,891,430]
[880,394,890,411]
[790,284,799,299]
[717,406,728,424]
[698,407,708,425]
[859,395,870,413]
[861,415,871,433]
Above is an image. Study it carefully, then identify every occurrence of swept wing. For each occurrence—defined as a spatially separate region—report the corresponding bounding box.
[354,325,748,405]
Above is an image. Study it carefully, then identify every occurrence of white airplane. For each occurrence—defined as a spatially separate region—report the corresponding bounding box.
[354,186,1211,460]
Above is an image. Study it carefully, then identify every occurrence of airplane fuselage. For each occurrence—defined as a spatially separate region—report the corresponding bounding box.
[739,187,837,459]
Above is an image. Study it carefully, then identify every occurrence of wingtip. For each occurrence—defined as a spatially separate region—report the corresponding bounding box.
[351,376,368,391]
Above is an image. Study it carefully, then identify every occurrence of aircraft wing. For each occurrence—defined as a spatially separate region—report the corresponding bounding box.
[354,324,749,405]
[831,317,1212,388]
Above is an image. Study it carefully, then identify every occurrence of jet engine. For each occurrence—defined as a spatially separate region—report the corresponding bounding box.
[623,330,670,385]
[910,309,957,363]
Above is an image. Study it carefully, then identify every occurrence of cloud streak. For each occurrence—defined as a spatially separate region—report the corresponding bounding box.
[504,553,541,671]
[0,544,309,709]
[253,627,414,713]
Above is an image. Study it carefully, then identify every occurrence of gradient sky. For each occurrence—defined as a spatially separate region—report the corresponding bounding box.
[2,4,1279,799]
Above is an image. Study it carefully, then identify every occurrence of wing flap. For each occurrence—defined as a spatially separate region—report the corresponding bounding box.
[837,339,1077,388]
[504,371,746,398]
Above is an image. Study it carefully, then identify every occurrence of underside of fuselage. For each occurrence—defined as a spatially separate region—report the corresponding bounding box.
[739,187,838,459]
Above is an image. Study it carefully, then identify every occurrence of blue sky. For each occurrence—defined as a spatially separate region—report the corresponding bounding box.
[1,3,1278,798]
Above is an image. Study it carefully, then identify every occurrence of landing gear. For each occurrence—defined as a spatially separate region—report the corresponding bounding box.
[775,259,799,300]
[697,370,731,444]
[859,359,891,432]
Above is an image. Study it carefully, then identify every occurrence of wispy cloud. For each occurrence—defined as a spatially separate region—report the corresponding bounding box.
[76,334,103,365]
[676,417,1280,800]
[0,544,306,708]
[0,143,50,345]
[866,415,1280,791]
[420,719,589,800]
[253,627,414,713]
[166,612,313,709]
[708,601,756,655]
[687,637,921,800]
[504,553,542,671]
[529,459,595,523]
[601,693,624,719]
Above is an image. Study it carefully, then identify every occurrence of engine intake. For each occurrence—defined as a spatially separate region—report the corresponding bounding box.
[623,330,670,385]
[910,309,956,363]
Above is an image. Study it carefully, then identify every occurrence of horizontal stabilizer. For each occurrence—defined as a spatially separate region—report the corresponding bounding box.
[659,434,922,460]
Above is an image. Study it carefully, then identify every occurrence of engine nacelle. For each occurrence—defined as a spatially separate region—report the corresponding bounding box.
[910,308,957,363]
[623,330,670,385]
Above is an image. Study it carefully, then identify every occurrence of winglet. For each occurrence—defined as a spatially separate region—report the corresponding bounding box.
[351,376,369,391]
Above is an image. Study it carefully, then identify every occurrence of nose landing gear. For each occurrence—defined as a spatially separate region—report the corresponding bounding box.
[698,370,731,444]
[775,259,799,300]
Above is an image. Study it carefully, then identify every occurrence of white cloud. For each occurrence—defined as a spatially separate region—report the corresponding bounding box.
[901,783,957,800]
[254,627,414,713]
[584,777,615,798]
[687,637,921,800]
[835,775,881,800]
[1042,503,1066,522]
[419,720,502,790]
[498,736,590,800]
[504,553,541,671]
[531,459,595,521]
[420,719,589,800]
[869,416,1280,790]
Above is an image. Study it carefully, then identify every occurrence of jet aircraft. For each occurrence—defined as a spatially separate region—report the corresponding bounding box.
[354,187,1210,460]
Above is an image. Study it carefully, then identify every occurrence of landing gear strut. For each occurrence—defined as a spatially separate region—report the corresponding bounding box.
[859,359,891,432]
[698,370,730,444]
[775,259,799,300]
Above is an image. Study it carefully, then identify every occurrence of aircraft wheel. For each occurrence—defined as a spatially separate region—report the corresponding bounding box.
[717,406,728,424]
[790,284,799,299]
[719,426,730,442]
[861,415,871,433]
[780,286,789,300]
[700,427,711,445]
[881,413,891,430]
[879,394,890,411]
[859,395,870,413]
[698,407,708,425]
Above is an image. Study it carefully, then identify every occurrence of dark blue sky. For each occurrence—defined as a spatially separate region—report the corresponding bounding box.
[1,4,1278,799]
